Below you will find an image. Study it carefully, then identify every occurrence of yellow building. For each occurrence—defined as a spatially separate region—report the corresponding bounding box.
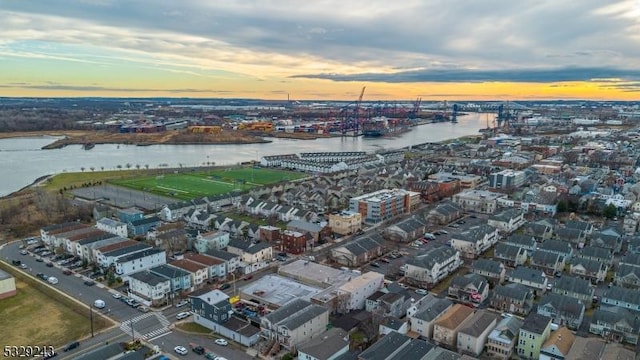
[329,211,362,236]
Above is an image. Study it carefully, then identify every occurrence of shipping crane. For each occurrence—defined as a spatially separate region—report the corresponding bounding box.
[340,86,367,135]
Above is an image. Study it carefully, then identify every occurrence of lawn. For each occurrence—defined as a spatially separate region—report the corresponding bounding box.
[111,167,307,200]
[175,322,212,334]
[0,274,111,350]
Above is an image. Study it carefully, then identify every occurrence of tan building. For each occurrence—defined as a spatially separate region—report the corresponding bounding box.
[0,269,16,299]
[328,211,362,236]
[433,304,475,348]
[540,327,575,360]
[457,310,498,356]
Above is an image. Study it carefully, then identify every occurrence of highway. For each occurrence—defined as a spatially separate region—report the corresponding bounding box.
[1,241,253,360]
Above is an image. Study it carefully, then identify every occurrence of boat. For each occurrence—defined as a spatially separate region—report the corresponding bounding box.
[362,117,411,137]
[83,143,95,150]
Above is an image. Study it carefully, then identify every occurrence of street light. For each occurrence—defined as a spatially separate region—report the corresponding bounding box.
[229,272,236,297]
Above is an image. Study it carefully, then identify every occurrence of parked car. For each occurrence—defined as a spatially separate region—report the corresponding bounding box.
[370,262,380,268]
[20,263,28,269]
[84,280,95,286]
[20,250,28,255]
[174,346,188,356]
[176,312,191,320]
[175,300,189,308]
[62,269,72,275]
[415,289,428,295]
[192,346,205,355]
[63,342,80,352]
[12,259,21,266]
[214,339,228,346]
[112,293,122,299]
[380,257,390,263]
[35,257,44,262]
[46,262,53,267]
[219,283,231,290]
[138,306,150,313]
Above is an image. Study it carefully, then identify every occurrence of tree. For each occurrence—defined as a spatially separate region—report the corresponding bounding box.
[80,167,85,172]
[556,200,568,213]
[90,166,95,172]
[603,204,617,219]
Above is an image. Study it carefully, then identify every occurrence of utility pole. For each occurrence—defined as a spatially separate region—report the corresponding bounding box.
[90,304,94,338]
[131,320,135,342]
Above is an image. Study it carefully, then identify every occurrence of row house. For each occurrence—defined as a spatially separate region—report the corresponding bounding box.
[537,293,585,330]
[227,239,273,269]
[96,242,152,268]
[540,327,576,360]
[92,239,139,265]
[331,234,385,267]
[487,209,526,234]
[452,189,506,214]
[407,294,453,339]
[128,216,162,237]
[576,246,613,265]
[471,258,506,285]
[205,249,240,277]
[522,222,554,240]
[96,217,128,238]
[531,250,565,277]
[457,311,499,357]
[170,259,209,288]
[508,266,548,297]
[286,219,331,245]
[383,215,428,243]
[432,303,475,349]
[57,227,102,254]
[554,227,587,248]
[565,220,594,235]
[450,224,499,259]
[628,236,640,254]
[426,201,464,225]
[553,275,595,309]
[159,200,202,222]
[491,283,534,316]
[570,257,608,284]
[516,313,552,360]
[115,248,166,277]
[602,286,640,312]
[538,239,573,259]
[448,273,490,307]
[615,253,640,288]
[41,222,91,248]
[504,234,537,252]
[184,253,226,282]
[260,299,329,350]
[183,208,217,230]
[336,272,385,313]
[494,243,528,268]
[281,230,308,255]
[405,246,462,289]
[148,264,193,294]
[486,315,523,360]
[194,231,230,254]
[76,233,126,262]
[495,196,558,217]
[590,230,623,254]
[589,306,640,345]
[128,270,172,307]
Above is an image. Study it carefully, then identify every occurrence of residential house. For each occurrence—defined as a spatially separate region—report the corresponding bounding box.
[531,250,565,277]
[404,246,462,289]
[287,219,330,245]
[486,315,524,360]
[452,189,506,214]
[358,332,435,360]
[554,227,586,248]
[118,207,144,224]
[366,292,405,319]
[160,201,194,222]
[495,243,528,268]
[508,267,548,297]
[169,259,209,288]
[336,272,385,313]
[569,258,608,284]
[384,216,428,243]
[487,209,526,234]
[589,306,640,345]
[523,222,554,240]
[96,218,128,238]
[457,311,498,357]
[590,231,623,254]
[260,299,330,350]
[259,225,282,243]
[450,224,499,258]
[328,211,362,236]
[427,201,464,225]
[538,239,573,260]
[564,337,606,360]
[127,270,172,306]
[540,327,576,360]
[448,273,490,307]
[628,236,640,254]
[565,220,594,235]
[128,216,162,237]
[194,231,230,254]
[115,248,167,277]
[146,224,188,255]
[40,222,91,248]
[280,230,308,255]
[407,294,453,339]
[227,239,273,272]
[491,283,534,316]
[471,258,506,285]
[576,246,613,265]
[330,234,385,267]
[297,328,349,360]
[184,253,225,284]
[149,264,193,294]
[378,317,409,336]
[432,304,475,349]
[615,263,640,289]
[537,293,585,330]
[601,286,640,312]
[204,249,240,277]
[96,242,151,268]
[504,234,537,252]
[516,313,552,360]
[552,276,595,309]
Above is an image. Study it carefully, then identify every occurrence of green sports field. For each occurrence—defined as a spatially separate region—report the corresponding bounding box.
[111,167,307,200]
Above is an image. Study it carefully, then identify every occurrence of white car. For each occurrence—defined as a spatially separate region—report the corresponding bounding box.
[112,293,122,299]
[176,312,191,320]
[214,357,228,360]
[174,346,188,355]
[175,300,189,308]
[214,339,228,346]
[415,289,428,295]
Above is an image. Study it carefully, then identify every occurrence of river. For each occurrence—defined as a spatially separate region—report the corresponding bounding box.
[0,112,491,197]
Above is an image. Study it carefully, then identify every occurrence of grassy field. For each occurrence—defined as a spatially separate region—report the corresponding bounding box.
[0,270,111,351]
[111,167,307,200]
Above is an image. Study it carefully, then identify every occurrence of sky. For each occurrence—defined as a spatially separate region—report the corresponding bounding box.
[2,0,640,101]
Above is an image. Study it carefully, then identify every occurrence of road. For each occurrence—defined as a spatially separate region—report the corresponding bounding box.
[1,241,253,360]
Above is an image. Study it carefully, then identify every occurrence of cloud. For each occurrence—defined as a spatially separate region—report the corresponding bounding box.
[0,83,234,93]
[291,67,640,83]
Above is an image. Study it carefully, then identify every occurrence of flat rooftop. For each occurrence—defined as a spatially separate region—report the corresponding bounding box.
[278,259,360,287]
[239,274,323,308]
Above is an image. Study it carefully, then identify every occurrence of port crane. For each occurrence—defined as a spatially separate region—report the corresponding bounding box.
[340,86,367,134]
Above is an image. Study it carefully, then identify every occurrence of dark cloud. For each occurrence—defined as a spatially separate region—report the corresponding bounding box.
[292,67,640,83]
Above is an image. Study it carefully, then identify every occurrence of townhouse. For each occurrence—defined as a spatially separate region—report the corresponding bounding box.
[227,238,273,272]
[523,221,554,240]
[531,250,565,277]
[540,327,576,360]
[96,217,128,238]
[450,224,499,259]
[537,293,585,330]
[615,253,640,288]
[384,215,428,243]
[358,332,435,360]
[204,249,240,277]
[40,222,91,248]
[601,286,640,312]
[432,304,475,349]
[494,243,528,267]
[508,266,548,297]
[491,283,534,316]
[115,248,166,277]
[487,208,526,234]
[555,227,586,248]
[448,273,490,307]
[538,239,573,260]
[486,315,524,360]
[452,189,506,214]
[590,229,622,254]
[471,258,506,285]
[184,253,226,283]
[552,276,595,309]
[128,270,172,306]
[456,311,498,357]
[97,242,152,268]
[589,306,640,345]
[516,313,552,360]
[149,264,192,294]
[576,246,613,265]
[570,257,608,284]
[427,201,464,225]
[406,294,453,340]
[169,259,209,288]
[260,299,329,350]
[405,246,462,289]
[504,234,537,252]
[193,231,230,254]
[330,234,385,267]
[75,233,124,262]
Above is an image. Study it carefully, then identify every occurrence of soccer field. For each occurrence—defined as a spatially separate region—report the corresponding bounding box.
[111,167,307,200]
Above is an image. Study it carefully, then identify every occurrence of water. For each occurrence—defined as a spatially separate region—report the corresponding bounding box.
[0,112,491,196]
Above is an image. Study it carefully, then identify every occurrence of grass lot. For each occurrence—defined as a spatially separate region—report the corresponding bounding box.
[111,167,307,200]
[44,169,160,192]
[176,322,212,334]
[0,269,111,350]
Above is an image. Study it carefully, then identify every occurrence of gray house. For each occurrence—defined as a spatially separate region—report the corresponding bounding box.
[471,258,506,285]
[569,257,608,285]
[552,275,595,309]
[589,306,640,345]
[576,246,613,265]
[504,234,537,252]
[491,283,534,316]
[538,239,573,259]
[590,231,622,254]
[601,286,640,312]
[495,243,528,267]
[537,293,585,330]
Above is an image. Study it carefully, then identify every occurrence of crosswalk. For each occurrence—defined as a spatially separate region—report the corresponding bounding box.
[119,312,172,341]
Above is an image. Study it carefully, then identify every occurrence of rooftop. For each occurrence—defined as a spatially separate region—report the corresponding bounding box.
[240,274,322,308]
